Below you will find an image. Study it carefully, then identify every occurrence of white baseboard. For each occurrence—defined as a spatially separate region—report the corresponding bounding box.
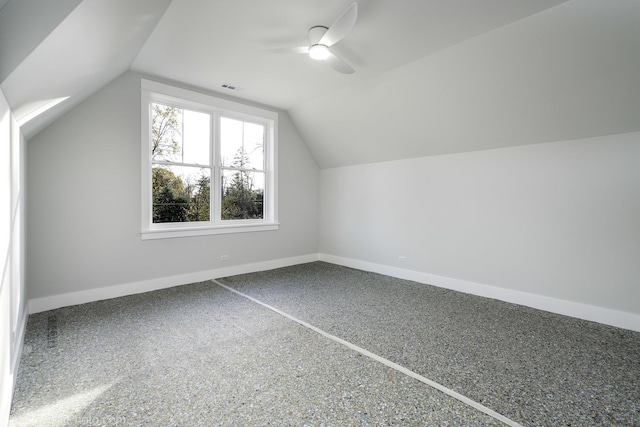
[319,253,640,332]
[2,310,26,427]
[26,252,639,332]
[28,254,320,314]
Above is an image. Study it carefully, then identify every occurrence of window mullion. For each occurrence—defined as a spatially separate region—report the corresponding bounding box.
[212,112,220,224]
[152,160,211,169]
[181,108,185,164]
[220,166,266,173]
[262,125,269,221]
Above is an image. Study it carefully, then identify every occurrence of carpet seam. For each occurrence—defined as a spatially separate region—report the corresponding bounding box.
[211,278,524,427]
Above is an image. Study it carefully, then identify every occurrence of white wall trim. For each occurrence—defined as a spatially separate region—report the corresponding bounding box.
[28,254,320,314]
[10,310,26,376]
[319,254,640,332]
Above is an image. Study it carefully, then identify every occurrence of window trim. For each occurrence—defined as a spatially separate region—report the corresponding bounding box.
[140,79,278,240]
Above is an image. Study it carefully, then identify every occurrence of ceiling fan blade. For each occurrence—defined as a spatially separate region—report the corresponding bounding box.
[319,2,357,47]
[261,46,309,54]
[325,51,354,74]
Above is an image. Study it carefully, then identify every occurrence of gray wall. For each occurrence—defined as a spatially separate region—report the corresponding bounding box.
[319,132,640,317]
[23,68,640,325]
[27,71,319,299]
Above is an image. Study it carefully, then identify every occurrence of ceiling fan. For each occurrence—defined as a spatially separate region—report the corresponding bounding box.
[270,2,358,74]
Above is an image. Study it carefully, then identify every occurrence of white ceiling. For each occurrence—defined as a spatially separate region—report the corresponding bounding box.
[131,0,567,110]
[2,0,639,168]
[290,0,640,167]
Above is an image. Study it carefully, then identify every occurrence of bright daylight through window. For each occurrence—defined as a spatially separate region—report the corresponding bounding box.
[140,79,278,239]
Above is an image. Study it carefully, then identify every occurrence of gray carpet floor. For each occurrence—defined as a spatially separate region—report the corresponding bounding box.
[9,262,640,426]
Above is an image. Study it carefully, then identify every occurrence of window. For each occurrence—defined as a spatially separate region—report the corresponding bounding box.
[141,79,278,239]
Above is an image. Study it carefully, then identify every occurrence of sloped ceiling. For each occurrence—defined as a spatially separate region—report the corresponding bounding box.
[0,0,82,83]
[131,0,566,109]
[2,0,639,168]
[290,0,640,167]
[0,0,172,139]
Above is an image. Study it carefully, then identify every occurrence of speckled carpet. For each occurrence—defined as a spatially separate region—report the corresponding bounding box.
[9,262,640,426]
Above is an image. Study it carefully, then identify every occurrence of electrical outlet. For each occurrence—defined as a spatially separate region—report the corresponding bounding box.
[398,256,407,263]
[221,255,229,261]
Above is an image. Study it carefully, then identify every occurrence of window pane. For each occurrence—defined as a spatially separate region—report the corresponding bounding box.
[182,109,210,165]
[152,104,210,165]
[220,117,243,167]
[152,165,211,223]
[243,122,264,170]
[220,118,265,170]
[221,169,265,220]
[151,103,182,162]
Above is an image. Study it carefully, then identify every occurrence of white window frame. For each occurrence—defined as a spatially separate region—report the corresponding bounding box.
[140,79,278,240]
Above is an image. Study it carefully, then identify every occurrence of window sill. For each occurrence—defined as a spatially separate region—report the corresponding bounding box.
[141,222,279,240]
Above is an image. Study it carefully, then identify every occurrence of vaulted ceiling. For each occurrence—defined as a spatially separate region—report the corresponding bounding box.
[2,0,639,168]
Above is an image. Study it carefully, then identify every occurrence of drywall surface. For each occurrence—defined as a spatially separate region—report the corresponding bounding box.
[0,85,27,427]
[26,71,319,299]
[0,0,81,82]
[319,132,640,315]
[291,0,640,168]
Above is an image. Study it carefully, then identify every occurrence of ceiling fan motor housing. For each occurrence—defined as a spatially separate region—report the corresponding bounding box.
[308,26,329,45]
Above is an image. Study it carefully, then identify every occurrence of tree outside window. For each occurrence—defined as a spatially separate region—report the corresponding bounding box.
[141,79,277,239]
[150,104,265,223]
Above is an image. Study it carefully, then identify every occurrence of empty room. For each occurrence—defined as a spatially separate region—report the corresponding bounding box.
[1,0,639,426]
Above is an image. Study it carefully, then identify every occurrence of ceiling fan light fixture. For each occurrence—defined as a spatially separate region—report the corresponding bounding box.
[309,44,330,60]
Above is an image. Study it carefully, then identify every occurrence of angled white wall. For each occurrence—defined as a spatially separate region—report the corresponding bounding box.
[0,0,81,82]
[26,71,319,303]
[0,86,27,427]
[319,132,640,330]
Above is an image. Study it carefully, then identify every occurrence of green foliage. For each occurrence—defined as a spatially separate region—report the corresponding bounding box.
[152,148,263,223]
[221,148,263,220]
[186,174,211,222]
[221,171,263,220]
[152,168,212,223]
[152,168,189,223]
